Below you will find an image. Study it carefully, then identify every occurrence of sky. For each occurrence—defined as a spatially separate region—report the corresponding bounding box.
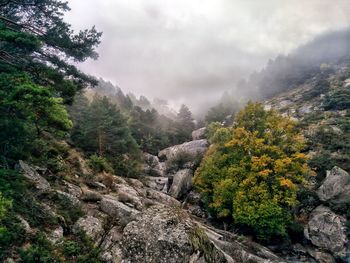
[65,0,350,113]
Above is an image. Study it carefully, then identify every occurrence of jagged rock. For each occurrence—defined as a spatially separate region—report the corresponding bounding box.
[317,166,350,202]
[142,153,166,177]
[62,180,82,198]
[344,78,350,87]
[120,205,227,263]
[158,139,209,161]
[119,205,286,263]
[169,169,193,199]
[56,190,81,205]
[73,216,103,242]
[143,176,169,192]
[145,189,181,207]
[192,127,206,140]
[307,248,336,263]
[304,205,349,261]
[100,195,139,226]
[48,226,64,244]
[81,187,102,202]
[18,160,51,191]
[114,183,143,210]
[101,226,123,263]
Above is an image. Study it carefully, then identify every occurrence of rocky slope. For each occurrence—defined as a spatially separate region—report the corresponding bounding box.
[4,135,291,263]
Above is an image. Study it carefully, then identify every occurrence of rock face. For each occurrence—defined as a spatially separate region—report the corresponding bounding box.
[120,205,210,263]
[119,205,286,263]
[168,169,193,199]
[18,160,51,191]
[304,205,349,261]
[143,176,169,192]
[142,153,166,177]
[100,195,139,226]
[73,216,103,242]
[158,139,209,161]
[317,166,350,202]
[192,127,206,140]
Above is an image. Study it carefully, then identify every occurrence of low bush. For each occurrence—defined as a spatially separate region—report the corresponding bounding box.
[88,154,113,173]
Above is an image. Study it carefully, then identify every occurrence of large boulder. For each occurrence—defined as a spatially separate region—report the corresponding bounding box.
[142,153,166,177]
[18,160,51,191]
[192,127,206,140]
[100,195,139,226]
[168,169,193,199]
[119,205,227,263]
[119,205,286,263]
[145,189,181,207]
[317,166,350,202]
[73,216,104,242]
[158,139,209,161]
[304,205,349,261]
[143,176,169,192]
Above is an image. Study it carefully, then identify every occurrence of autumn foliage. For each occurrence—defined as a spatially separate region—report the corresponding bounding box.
[194,102,310,240]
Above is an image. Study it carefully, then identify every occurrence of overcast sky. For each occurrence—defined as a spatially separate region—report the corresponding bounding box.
[65,0,350,112]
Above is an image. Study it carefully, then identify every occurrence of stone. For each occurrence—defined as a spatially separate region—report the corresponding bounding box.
[192,127,207,140]
[17,215,32,234]
[18,160,50,191]
[119,205,286,263]
[119,205,227,263]
[142,153,166,177]
[56,190,81,205]
[304,205,349,260]
[48,226,64,244]
[143,176,169,192]
[100,226,123,263]
[145,189,181,207]
[62,180,82,198]
[114,184,143,210]
[100,195,139,226]
[307,249,336,263]
[158,139,209,161]
[317,166,350,202]
[168,169,193,199]
[73,216,103,242]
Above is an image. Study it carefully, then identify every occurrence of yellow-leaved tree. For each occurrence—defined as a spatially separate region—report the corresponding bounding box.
[194,102,311,240]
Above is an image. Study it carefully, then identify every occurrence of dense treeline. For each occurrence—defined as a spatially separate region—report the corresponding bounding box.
[0,1,103,260]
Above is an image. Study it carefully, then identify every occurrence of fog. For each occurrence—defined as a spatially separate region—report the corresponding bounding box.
[65,0,350,114]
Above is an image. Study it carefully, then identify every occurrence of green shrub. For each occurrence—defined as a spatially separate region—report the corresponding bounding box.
[54,194,84,226]
[194,102,310,241]
[88,154,113,173]
[323,88,350,110]
[19,232,58,263]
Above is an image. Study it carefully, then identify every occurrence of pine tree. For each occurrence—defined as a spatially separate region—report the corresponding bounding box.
[175,104,195,142]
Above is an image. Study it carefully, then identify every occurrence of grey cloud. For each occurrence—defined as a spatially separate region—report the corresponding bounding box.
[66,0,350,114]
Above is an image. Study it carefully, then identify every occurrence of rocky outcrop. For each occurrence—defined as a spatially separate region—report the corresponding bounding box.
[304,205,349,261]
[100,195,139,226]
[18,160,51,191]
[317,166,350,202]
[48,226,64,244]
[142,153,166,177]
[143,176,169,192]
[73,215,103,242]
[119,205,227,263]
[158,139,209,161]
[119,205,286,263]
[145,189,181,207]
[192,127,206,140]
[168,169,193,199]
